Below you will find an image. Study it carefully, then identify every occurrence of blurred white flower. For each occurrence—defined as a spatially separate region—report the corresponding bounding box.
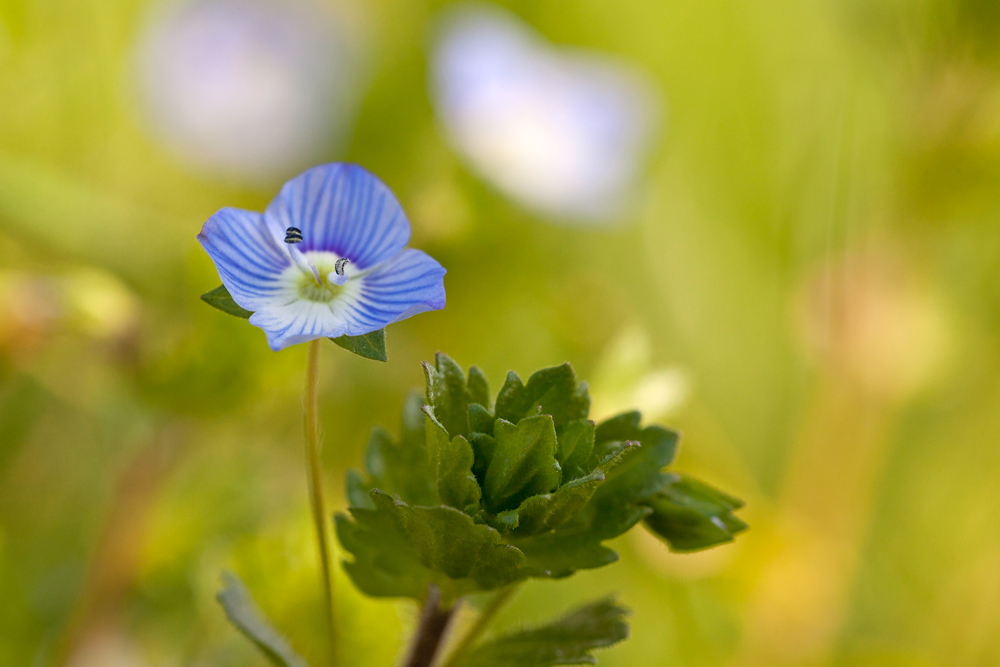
[135,0,365,182]
[430,3,659,223]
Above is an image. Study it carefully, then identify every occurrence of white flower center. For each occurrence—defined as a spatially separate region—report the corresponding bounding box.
[292,251,355,303]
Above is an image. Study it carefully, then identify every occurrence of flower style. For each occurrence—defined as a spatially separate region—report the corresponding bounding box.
[198,163,446,350]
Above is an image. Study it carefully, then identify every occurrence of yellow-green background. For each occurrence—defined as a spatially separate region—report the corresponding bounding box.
[2,0,999,666]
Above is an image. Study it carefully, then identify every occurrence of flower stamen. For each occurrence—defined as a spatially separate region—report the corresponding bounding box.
[282,226,321,284]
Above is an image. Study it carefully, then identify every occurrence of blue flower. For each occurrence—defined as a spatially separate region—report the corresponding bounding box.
[198,163,446,350]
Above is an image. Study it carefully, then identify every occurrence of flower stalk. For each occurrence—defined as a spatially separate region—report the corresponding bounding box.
[303,338,337,667]
[404,584,460,667]
[440,585,518,667]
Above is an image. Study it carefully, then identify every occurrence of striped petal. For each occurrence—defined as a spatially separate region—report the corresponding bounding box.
[245,250,445,350]
[338,249,447,334]
[248,284,358,351]
[263,163,411,270]
[197,207,291,311]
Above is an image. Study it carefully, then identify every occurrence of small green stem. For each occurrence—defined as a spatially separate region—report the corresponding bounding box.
[440,585,518,667]
[304,339,337,667]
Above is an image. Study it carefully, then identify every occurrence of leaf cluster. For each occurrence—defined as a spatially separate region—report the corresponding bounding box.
[336,354,747,600]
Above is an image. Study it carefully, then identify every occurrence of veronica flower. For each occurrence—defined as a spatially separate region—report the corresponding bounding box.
[198,163,446,350]
[431,3,658,223]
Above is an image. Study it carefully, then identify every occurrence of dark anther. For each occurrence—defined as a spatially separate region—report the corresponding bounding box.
[335,258,351,276]
[284,227,303,244]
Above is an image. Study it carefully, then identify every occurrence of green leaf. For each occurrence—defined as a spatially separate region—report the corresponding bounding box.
[424,353,471,439]
[371,490,526,591]
[594,422,677,501]
[469,403,495,436]
[507,473,605,536]
[484,416,562,513]
[514,529,626,578]
[494,371,528,423]
[216,572,310,667]
[470,432,497,485]
[331,329,387,362]
[643,475,748,552]
[494,364,589,429]
[201,284,252,319]
[346,468,375,509]
[557,419,596,480]
[578,415,680,539]
[335,506,432,599]
[423,407,481,510]
[348,396,437,507]
[467,366,491,409]
[524,364,590,428]
[588,412,642,468]
[454,598,629,667]
[507,443,637,537]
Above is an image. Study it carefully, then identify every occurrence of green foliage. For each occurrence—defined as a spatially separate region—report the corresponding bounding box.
[201,285,253,319]
[372,491,525,590]
[557,419,596,480]
[483,416,561,514]
[467,366,491,409]
[334,490,529,600]
[216,572,310,667]
[201,284,387,361]
[331,328,387,362]
[424,407,481,511]
[643,475,748,552]
[347,392,437,508]
[452,598,629,667]
[335,500,432,600]
[495,364,589,428]
[423,353,472,438]
[337,354,747,600]
[505,443,636,537]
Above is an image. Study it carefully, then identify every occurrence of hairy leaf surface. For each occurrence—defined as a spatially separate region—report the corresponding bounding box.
[454,598,629,667]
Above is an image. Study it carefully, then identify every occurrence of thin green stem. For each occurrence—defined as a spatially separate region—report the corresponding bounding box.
[304,339,337,667]
[440,585,519,667]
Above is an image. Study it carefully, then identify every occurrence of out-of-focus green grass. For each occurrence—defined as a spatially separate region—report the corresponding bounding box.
[2,0,1000,666]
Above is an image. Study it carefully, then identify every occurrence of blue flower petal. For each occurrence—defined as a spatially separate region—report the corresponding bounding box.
[245,249,444,351]
[339,249,447,334]
[249,298,351,351]
[197,207,291,311]
[264,163,411,270]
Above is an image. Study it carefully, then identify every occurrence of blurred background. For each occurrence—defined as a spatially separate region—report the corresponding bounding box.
[1,0,999,665]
